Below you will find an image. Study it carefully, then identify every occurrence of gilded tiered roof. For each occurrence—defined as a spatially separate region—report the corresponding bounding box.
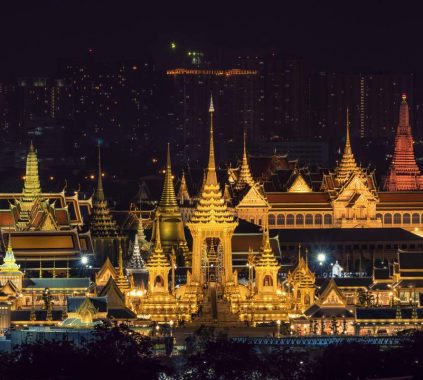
[146,215,170,269]
[22,142,41,203]
[335,110,360,185]
[235,132,255,191]
[255,228,279,268]
[90,146,119,238]
[0,237,21,273]
[189,98,236,225]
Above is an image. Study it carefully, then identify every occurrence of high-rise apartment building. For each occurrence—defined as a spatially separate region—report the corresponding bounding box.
[166,67,258,161]
[238,54,307,140]
[309,71,414,143]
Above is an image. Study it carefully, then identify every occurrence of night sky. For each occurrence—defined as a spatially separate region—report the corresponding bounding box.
[1,1,422,79]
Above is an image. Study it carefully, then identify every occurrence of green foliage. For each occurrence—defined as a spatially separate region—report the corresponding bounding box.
[0,325,168,380]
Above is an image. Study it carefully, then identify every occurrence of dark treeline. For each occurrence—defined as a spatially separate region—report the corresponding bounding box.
[0,325,422,380]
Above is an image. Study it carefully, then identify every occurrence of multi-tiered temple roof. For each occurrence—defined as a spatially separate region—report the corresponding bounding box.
[189,98,236,225]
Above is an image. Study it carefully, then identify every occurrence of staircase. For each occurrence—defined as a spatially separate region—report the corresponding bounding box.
[190,284,242,327]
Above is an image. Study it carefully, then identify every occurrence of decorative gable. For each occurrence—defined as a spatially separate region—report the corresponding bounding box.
[236,185,269,209]
[288,173,312,193]
[95,257,117,287]
[319,279,347,307]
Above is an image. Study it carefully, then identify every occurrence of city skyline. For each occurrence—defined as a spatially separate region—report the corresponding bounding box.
[1,1,423,79]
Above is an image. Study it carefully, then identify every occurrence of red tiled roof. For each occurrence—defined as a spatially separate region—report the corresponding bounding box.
[267,192,331,204]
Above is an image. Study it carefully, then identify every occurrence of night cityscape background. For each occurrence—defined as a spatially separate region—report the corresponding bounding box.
[1,2,423,379]
[1,1,423,196]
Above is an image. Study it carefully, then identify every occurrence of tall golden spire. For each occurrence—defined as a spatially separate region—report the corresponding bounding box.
[158,143,178,211]
[235,131,255,190]
[189,97,236,225]
[206,96,218,186]
[22,141,41,202]
[335,108,360,184]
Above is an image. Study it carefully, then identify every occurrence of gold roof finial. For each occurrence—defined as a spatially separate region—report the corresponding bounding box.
[115,239,130,291]
[206,95,218,185]
[188,100,236,225]
[118,241,124,276]
[335,108,360,184]
[209,95,215,113]
[235,130,255,190]
[154,211,162,252]
[96,142,105,202]
[158,143,178,210]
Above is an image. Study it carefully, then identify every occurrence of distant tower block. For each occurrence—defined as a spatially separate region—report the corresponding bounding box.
[385,94,423,191]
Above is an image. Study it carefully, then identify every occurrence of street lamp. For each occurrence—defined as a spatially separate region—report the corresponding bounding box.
[317,253,326,276]
[81,256,88,266]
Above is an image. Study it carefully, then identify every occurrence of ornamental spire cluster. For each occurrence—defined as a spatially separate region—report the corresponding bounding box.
[189,97,236,225]
[335,109,360,185]
[235,131,255,191]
